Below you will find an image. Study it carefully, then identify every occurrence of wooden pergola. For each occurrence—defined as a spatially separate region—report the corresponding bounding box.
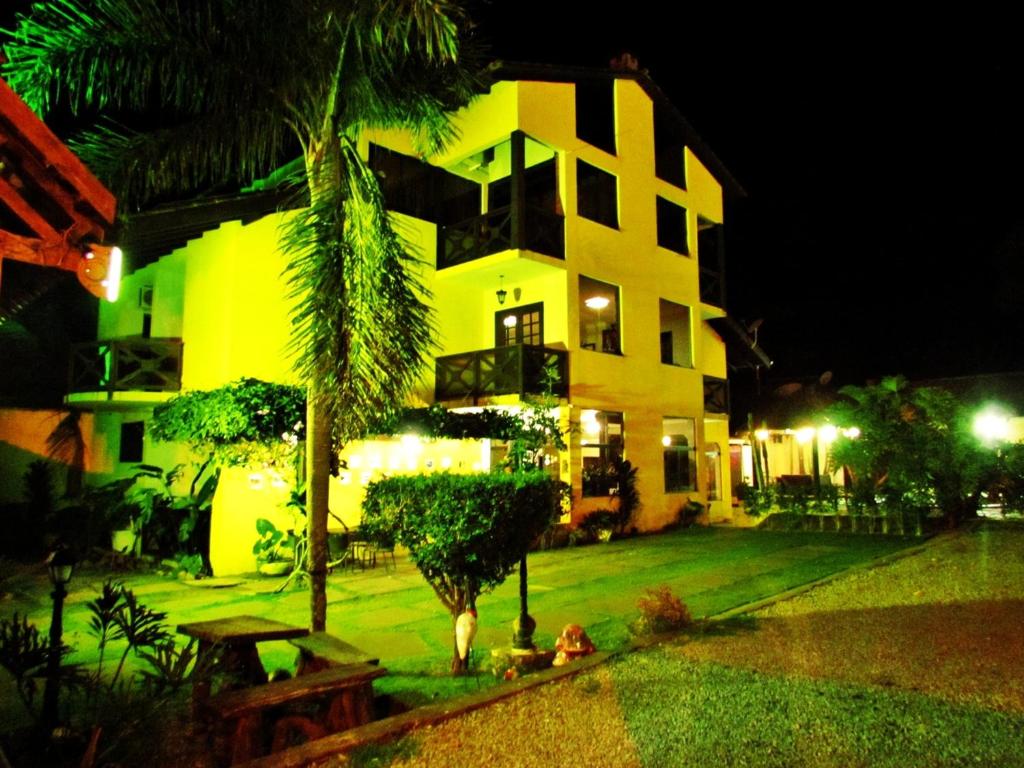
[0,75,116,296]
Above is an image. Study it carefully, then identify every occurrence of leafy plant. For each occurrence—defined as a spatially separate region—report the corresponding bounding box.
[253,518,298,564]
[0,612,72,719]
[362,471,563,673]
[630,585,692,636]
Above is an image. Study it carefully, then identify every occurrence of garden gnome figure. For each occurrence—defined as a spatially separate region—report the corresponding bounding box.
[552,623,596,666]
[456,608,478,661]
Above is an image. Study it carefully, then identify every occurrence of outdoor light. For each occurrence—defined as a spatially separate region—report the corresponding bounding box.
[973,408,1011,444]
[818,424,839,444]
[496,274,507,305]
[843,427,861,439]
[43,545,76,729]
[503,315,517,328]
[77,243,123,301]
[754,429,771,442]
[584,295,610,311]
[662,435,672,447]
[796,427,815,445]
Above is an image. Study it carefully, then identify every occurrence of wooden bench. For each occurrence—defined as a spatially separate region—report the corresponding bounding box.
[289,631,380,674]
[203,663,387,766]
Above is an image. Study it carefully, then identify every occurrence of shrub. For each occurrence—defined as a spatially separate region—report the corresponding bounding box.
[630,584,692,636]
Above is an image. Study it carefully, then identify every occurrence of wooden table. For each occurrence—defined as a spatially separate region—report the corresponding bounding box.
[177,615,309,707]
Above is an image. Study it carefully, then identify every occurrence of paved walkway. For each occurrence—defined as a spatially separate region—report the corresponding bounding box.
[5,527,914,679]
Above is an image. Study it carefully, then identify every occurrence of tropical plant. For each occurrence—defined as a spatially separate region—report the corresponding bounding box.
[3,0,480,631]
[827,376,1004,527]
[361,471,562,674]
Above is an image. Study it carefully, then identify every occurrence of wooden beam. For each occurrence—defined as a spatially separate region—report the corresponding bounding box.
[0,77,115,225]
[0,174,62,242]
[0,229,79,270]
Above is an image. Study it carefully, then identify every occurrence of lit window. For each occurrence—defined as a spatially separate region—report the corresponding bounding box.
[663,417,696,492]
[581,410,624,497]
[579,275,621,354]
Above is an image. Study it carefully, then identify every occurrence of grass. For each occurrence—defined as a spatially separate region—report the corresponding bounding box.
[611,651,1024,768]
[1,527,919,727]
[362,522,1024,767]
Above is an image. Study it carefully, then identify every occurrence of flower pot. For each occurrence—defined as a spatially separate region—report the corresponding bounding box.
[111,529,139,555]
[258,560,292,576]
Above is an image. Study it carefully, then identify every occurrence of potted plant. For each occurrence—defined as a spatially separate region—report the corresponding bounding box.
[253,518,297,575]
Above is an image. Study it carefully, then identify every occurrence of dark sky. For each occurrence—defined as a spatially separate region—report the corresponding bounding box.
[4,3,1022,386]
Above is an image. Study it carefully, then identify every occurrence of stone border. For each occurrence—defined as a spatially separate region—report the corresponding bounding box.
[240,532,950,767]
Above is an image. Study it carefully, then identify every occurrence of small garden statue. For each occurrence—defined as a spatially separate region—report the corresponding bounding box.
[552,624,596,666]
[455,608,478,663]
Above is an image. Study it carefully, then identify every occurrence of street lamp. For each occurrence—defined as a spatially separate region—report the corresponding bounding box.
[42,545,75,730]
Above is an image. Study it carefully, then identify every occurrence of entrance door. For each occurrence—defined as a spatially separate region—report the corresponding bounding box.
[495,302,543,347]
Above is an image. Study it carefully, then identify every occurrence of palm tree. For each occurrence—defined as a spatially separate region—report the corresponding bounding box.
[3,0,478,629]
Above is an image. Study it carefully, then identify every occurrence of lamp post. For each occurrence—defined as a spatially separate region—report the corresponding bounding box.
[42,545,75,731]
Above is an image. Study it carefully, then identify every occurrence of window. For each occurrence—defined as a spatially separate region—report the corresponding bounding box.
[581,410,623,497]
[576,160,618,229]
[575,80,616,155]
[659,299,692,367]
[656,197,688,255]
[663,417,696,492]
[119,421,144,464]
[579,275,621,354]
[495,302,543,346]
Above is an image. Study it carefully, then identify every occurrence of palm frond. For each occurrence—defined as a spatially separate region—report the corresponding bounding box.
[284,138,434,448]
[69,112,295,207]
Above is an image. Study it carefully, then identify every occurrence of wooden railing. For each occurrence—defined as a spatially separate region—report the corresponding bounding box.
[69,339,183,396]
[437,205,564,269]
[699,267,724,307]
[703,375,729,414]
[435,345,568,403]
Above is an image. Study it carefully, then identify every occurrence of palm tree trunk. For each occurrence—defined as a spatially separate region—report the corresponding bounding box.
[307,396,330,631]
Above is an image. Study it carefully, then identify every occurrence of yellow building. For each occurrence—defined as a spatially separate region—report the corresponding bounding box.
[66,65,751,573]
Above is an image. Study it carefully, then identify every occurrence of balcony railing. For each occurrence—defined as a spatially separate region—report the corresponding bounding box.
[69,339,183,396]
[435,344,568,403]
[437,205,565,269]
[699,267,725,307]
[703,375,730,414]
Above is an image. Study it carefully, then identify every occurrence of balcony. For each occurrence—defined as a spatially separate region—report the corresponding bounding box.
[69,339,183,397]
[435,345,568,403]
[703,375,730,415]
[437,205,564,270]
[699,267,724,308]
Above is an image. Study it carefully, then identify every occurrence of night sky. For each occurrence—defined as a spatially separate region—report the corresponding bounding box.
[4,3,1022,388]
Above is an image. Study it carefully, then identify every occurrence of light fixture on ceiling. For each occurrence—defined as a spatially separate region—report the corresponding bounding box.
[584,295,610,311]
[496,274,507,305]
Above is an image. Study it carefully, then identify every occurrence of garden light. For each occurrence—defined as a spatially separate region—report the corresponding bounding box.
[843,427,861,439]
[754,429,770,442]
[43,545,76,730]
[818,424,838,444]
[796,427,815,445]
[973,408,1011,444]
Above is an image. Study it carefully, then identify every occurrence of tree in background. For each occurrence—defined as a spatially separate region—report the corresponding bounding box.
[3,0,479,629]
[827,376,1006,527]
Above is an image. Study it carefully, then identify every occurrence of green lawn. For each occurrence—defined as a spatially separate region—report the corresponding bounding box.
[1,527,918,717]
[611,650,1023,768]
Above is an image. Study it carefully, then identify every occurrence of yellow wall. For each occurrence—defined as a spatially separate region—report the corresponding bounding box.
[83,73,736,564]
[0,409,95,503]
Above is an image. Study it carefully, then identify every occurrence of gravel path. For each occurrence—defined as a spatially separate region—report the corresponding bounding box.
[319,523,1024,767]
